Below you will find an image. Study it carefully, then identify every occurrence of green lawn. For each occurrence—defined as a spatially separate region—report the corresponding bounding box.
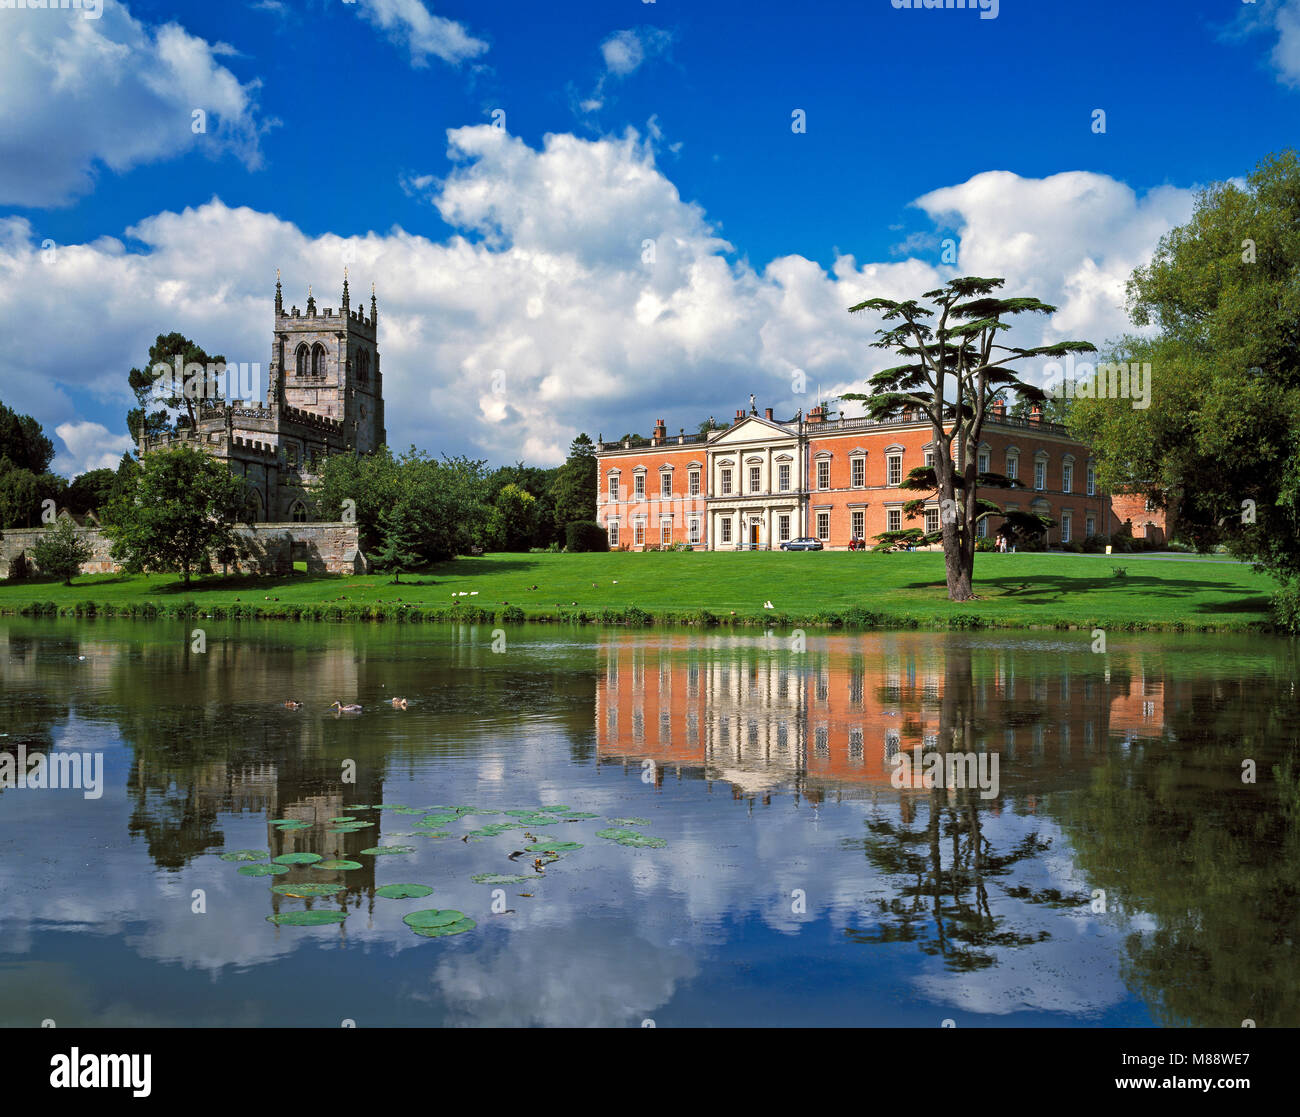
[0,551,1280,631]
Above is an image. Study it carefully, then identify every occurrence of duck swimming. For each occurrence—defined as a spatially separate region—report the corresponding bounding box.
[330,701,363,713]
[284,700,303,709]
[390,697,408,709]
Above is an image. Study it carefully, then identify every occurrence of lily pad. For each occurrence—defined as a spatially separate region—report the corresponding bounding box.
[417,813,458,827]
[270,820,310,831]
[218,849,268,862]
[267,910,346,926]
[525,840,582,852]
[470,873,533,885]
[596,827,667,848]
[272,882,345,898]
[360,845,416,856]
[329,816,357,823]
[273,852,323,866]
[607,817,651,827]
[327,822,373,833]
[344,805,377,811]
[560,812,600,820]
[466,823,515,838]
[403,909,476,938]
[375,883,434,899]
[413,830,450,839]
[238,863,290,876]
[535,805,571,813]
[313,859,363,871]
[391,807,425,815]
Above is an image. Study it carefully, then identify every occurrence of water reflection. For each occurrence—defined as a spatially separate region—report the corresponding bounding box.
[0,620,1296,1027]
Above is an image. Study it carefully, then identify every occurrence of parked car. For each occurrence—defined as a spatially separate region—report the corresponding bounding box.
[780,537,823,551]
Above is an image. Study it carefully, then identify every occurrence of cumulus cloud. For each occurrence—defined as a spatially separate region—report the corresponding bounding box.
[354,0,488,68]
[578,27,673,114]
[0,126,1195,467]
[52,421,134,478]
[0,2,273,207]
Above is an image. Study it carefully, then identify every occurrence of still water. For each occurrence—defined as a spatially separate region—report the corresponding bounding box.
[1,619,1297,1027]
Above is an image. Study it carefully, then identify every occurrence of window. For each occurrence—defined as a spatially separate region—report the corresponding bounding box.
[1006,454,1018,481]
[816,512,830,540]
[778,515,791,542]
[661,472,672,498]
[977,516,988,538]
[1062,512,1072,543]
[851,457,865,487]
[778,463,791,492]
[925,507,940,535]
[661,520,672,545]
[311,343,327,377]
[720,517,732,544]
[1062,463,1073,493]
[634,521,645,546]
[295,344,308,378]
[609,476,620,501]
[887,455,902,486]
[608,521,620,546]
[978,449,990,474]
[749,465,761,493]
[887,508,901,532]
[924,450,934,469]
[1086,462,1096,496]
[689,518,701,545]
[285,443,299,468]
[1086,513,1096,537]
[1034,460,1046,491]
[290,501,308,523]
[817,460,830,490]
[851,510,864,538]
[721,468,733,495]
[634,472,645,497]
[689,470,700,496]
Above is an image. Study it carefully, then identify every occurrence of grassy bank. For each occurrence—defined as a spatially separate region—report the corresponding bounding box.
[0,551,1280,632]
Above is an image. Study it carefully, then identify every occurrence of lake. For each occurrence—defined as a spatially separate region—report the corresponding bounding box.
[1,619,1297,1027]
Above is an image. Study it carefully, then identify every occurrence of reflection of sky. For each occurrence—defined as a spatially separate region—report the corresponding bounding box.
[0,624,1224,1026]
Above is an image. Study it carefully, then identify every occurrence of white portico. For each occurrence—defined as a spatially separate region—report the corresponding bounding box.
[706,415,804,550]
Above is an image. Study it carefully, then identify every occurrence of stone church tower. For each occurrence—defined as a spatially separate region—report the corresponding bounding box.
[269,271,386,453]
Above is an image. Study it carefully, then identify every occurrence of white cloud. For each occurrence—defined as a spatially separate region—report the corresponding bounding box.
[0,127,1196,468]
[53,421,134,477]
[354,0,488,68]
[600,27,672,77]
[0,2,273,207]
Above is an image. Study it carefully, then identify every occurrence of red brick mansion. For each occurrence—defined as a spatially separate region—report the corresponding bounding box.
[595,401,1164,551]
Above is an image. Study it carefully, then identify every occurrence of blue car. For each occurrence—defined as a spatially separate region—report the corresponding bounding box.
[780,537,823,551]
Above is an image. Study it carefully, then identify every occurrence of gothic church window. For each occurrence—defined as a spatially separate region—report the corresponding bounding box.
[312,343,327,377]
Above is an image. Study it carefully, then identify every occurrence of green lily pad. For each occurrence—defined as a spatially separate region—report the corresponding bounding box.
[535,805,571,813]
[238,863,290,876]
[470,873,533,885]
[391,807,425,815]
[360,845,416,856]
[375,883,434,899]
[270,820,311,831]
[504,809,537,817]
[560,812,600,820]
[327,822,374,833]
[466,822,515,838]
[273,852,323,866]
[218,849,268,862]
[267,910,346,926]
[596,827,667,848]
[413,830,450,839]
[403,909,476,938]
[525,840,582,852]
[607,817,651,827]
[330,816,357,823]
[417,813,458,827]
[272,882,346,898]
[344,805,377,811]
[313,859,363,871]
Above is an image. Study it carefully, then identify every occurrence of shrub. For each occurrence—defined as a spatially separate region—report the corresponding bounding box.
[1166,540,1194,553]
[499,604,526,624]
[1080,533,1107,553]
[1270,581,1300,635]
[565,521,609,553]
[1112,567,1128,578]
[974,537,996,553]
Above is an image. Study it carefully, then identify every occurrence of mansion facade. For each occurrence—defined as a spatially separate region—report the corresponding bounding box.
[139,274,385,522]
[595,402,1163,551]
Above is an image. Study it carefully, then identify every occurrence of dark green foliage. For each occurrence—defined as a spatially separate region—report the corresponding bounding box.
[31,517,93,584]
[551,434,598,531]
[565,520,608,552]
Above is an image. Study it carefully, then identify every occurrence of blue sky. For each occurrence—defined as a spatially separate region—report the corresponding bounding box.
[2,0,1299,474]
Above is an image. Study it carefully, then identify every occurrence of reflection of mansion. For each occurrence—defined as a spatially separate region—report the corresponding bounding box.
[595,402,1166,550]
[595,637,1166,797]
[140,274,386,522]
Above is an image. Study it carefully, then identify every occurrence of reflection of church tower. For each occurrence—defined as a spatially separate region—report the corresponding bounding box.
[268,272,386,453]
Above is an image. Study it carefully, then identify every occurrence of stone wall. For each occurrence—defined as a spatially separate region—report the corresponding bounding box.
[0,522,368,579]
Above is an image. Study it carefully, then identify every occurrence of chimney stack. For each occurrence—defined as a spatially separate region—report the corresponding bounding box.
[807,404,826,424]
[764,407,773,421]
[652,417,667,444]
[735,408,744,422]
